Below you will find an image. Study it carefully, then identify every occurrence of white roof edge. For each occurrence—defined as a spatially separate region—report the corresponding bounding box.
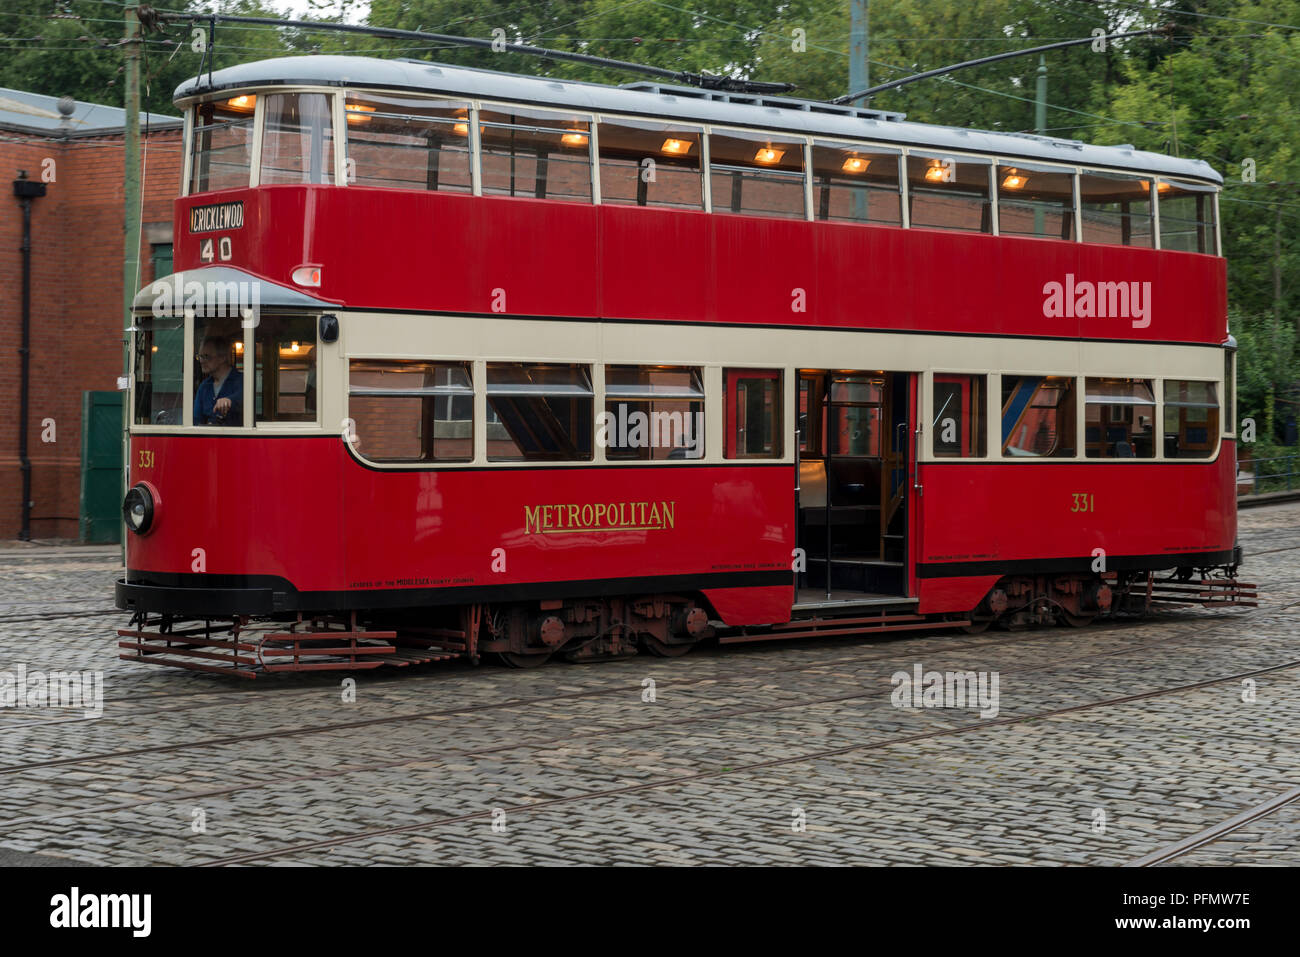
[174,55,1222,184]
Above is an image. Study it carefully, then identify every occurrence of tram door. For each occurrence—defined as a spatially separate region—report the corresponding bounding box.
[795,370,911,598]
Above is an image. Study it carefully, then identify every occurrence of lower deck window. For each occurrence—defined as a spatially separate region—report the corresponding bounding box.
[727,369,783,458]
[255,315,316,423]
[602,366,704,460]
[1164,380,1219,458]
[348,360,473,462]
[1002,375,1076,457]
[1085,378,1155,458]
[933,374,987,457]
[487,363,593,461]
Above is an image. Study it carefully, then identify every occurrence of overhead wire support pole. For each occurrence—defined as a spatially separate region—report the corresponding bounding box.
[151,11,796,95]
[122,3,142,551]
[831,27,1167,104]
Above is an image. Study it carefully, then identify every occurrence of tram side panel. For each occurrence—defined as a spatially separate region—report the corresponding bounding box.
[340,452,795,625]
[914,450,1238,614]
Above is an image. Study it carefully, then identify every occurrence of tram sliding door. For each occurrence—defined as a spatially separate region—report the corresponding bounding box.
[795,370,911,599]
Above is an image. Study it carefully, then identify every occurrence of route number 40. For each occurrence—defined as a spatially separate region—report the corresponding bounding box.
[1070,492,1095,513]
[199,236,233,262]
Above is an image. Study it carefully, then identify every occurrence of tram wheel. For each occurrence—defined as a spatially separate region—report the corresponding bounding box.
[642,635,697,658]
[496,651,553,669]
[1060,612,1096,628]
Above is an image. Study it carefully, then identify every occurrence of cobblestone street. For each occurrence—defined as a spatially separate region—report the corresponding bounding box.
[0,504,1297,866]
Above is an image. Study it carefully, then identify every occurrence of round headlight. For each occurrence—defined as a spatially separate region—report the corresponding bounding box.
[122,484,155,535]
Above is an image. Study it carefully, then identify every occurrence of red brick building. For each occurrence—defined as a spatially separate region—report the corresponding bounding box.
[0,88,182,540]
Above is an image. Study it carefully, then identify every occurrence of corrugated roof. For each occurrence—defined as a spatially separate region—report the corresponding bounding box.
[175,54,1221,184]
[0,87,181,137]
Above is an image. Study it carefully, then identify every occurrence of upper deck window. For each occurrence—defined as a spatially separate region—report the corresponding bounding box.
[479,106,593,202]
[811,141,902,227]
[190,97,255,193]
[1158,179,1217,254]
[344,93,472,193]
[708,129,806,219]
[907,153,992,233]
[260,92,335,186]
[597,119,704,210]
[996,163,1075,240]
[1078,170,1153,247]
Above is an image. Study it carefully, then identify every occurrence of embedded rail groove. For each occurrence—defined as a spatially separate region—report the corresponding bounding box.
[193,658,1300,866]
[0,631,1189,830]
[1126,785,1300,866]
[0,618,1186,766]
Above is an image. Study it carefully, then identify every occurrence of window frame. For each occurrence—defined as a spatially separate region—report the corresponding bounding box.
[706,125,810,220]
[809,137,905,227]
[998,372,1079,460]
[474,101,598,204]
[340,91,476,194]
[347,359,475,463]
[724,367,784,459]
[1083,377,1158,460]
[931,372,989,458]
[1160,377,1222,459]
[594,116,707,211]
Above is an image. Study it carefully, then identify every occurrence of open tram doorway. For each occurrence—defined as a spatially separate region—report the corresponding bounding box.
[795,370,914,606]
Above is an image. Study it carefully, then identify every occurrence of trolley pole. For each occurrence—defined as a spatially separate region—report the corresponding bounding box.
[122,5,141,549]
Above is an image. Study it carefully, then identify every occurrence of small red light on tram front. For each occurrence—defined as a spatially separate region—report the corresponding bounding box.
[292,266,322,288]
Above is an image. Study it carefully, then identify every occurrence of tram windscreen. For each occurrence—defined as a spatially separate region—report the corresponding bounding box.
[133,317,184,426]
[190,98,255,193]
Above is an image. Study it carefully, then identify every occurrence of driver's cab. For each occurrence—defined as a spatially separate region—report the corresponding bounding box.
[130,267,328,431]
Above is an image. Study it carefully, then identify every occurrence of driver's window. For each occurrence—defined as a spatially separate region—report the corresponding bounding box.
[132,316,184,425]
[192,318,245,427]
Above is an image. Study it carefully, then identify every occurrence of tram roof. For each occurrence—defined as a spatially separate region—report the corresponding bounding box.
[176,55,1221,185]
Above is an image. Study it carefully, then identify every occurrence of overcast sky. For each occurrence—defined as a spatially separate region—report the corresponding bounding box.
[279,1,372,25]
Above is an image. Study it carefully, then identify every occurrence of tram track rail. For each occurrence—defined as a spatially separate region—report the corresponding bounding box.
[0,599,1255,747]
[0,611,1289,844]
[186,656,1300,867]
[1126,785,1300,866]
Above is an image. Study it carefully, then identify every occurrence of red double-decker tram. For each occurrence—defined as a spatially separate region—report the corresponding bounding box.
[117,55,1252,677]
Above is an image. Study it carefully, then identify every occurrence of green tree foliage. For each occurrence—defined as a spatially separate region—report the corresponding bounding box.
[0,1,296,115]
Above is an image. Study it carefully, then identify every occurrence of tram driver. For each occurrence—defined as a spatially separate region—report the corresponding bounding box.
[194,334,244,426]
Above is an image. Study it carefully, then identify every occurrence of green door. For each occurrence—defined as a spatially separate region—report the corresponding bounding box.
[79,390,123,544]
